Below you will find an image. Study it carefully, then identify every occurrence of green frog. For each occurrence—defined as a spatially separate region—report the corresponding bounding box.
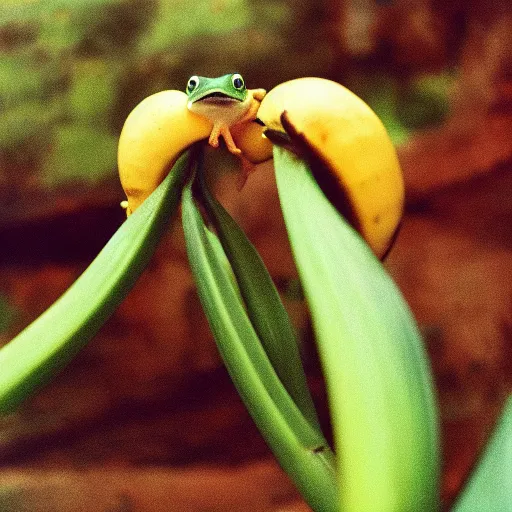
[186,73,266,156]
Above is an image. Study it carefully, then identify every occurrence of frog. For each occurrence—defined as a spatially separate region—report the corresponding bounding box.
[186,73,266,157]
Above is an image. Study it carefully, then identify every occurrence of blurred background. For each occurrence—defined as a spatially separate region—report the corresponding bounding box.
[0,0,511,510]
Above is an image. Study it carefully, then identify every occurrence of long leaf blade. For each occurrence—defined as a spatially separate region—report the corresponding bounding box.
[274,146,439,511]
[0,152,191,415]
[181,177,338,512]
[197,172,320,430]
[453,395,512,511]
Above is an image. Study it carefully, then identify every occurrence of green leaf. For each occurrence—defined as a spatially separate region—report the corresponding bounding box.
[453,395,512,512]
[181,176,338,512]
[0,152,191,415]
[274,147,439,511]
[197,171,320,430]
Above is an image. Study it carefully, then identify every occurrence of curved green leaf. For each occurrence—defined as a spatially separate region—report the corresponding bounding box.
[274,147,439,511]
[453,395,512,512]
[197,171,320,430]
[182,177,338,512]
[0,152,191,415]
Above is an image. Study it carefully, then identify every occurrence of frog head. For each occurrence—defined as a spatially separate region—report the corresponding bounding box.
[186,73,248,107]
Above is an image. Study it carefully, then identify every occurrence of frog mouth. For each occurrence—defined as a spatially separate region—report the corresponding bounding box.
[198,92,241,104]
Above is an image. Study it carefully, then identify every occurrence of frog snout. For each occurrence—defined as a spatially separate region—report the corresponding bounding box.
[197,94,240,105]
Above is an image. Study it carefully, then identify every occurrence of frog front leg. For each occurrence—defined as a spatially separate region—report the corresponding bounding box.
[238,89,267,124]
[209,122,242,155]
[252,88,267,102]
[208,88,267,155]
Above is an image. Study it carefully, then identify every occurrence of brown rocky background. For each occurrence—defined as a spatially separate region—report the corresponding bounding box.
[0,0,511,510]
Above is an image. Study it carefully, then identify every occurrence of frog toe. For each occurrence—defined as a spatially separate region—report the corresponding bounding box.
[208,132,220,148]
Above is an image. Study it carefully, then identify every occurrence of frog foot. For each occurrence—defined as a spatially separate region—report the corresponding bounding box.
[239,90,267,124]
[209,123,242,155]
[251,88,266,102]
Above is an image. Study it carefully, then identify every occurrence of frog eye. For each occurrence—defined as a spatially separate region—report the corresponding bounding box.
[232,73,245,90]
[186,75,199,94]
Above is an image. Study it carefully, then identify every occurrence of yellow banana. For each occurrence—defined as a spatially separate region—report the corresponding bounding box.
[232,121,273,164]
[118,90,212,215]
[118,90,272,216]
[118,78,403,258]
[256,77,404,259]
